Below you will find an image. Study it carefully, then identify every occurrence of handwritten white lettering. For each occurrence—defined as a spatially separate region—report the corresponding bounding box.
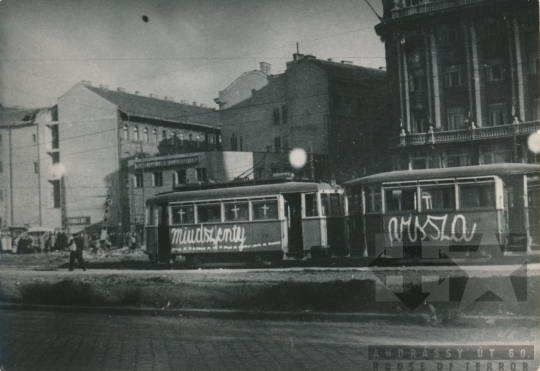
[388,214,477,244]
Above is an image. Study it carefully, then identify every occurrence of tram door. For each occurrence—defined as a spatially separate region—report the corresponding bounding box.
[503,177,527,251]
[156,204,171,263]
[284,194,303,256]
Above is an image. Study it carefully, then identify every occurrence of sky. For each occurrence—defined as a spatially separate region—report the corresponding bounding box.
[0,0,386,110]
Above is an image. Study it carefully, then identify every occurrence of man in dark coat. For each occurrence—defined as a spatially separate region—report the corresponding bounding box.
[67,234,86,271]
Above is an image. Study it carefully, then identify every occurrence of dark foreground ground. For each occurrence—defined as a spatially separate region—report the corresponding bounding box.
[0,309,537,371]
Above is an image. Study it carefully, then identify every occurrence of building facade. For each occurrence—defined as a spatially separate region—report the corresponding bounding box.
[375,0,539,170]
[0,106,60,229]
[0,83,220,237]
[127,151,282,228]
[216,56,389,183]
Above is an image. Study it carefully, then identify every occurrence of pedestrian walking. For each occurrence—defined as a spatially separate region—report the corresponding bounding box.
[67,234,86,271]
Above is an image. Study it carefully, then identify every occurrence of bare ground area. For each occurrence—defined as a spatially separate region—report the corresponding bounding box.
[0,250,537,321]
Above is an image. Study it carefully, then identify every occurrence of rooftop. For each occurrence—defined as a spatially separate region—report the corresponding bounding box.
[85,84,220,128]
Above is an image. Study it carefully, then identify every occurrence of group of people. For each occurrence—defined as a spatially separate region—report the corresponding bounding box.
[0,231,66,254]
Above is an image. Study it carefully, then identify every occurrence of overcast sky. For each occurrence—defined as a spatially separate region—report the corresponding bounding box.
[0,0,385,109]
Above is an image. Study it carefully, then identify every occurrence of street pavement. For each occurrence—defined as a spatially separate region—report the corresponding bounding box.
[0,310,537,371]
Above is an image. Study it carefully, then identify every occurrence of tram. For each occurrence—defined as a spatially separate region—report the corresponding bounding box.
[343,164,540,259]
[145,179,349,264]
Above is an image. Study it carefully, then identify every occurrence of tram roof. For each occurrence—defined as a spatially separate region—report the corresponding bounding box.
[147,181,339,204]
[343,164,540,187]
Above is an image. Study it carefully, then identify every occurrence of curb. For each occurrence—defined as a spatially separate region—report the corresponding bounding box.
[0,303,536,326]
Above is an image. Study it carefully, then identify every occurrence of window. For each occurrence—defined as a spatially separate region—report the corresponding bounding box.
[134,174,144,188]
[447,107,465,131]
[50,180,61,208]
[152,172,163,187]
[189,133,193,142]
[231,135,238,151]
[196,135,201,148]
[32,134,37,145]
[224,202,249,221]
[33,162,39,174]
[162,130,167,141]
[482,19,499,39]
[176,169,186,185]
[320,194,344,216]
[51,152,60,164]
[274,137,281,152]
[49,124,59,149]
[282,105,288,125]
[196,168,206,181]
[123,125,129,140]
[171,131,177,145]
[144,127,149,142]
[440,27,457,46]
[486,64,503,81]
[385,188,417,212]
[179,133,184,145]
[488,103,507,126]
[171,205,194,224]
[420,186,455,210]
[365,187,382,213]
[444,70,461,87]
[445,149,470,168]
[411,76,424,92]
[133,126,139,141]
[146,205,156,226]
[304,193,319,217]
[153,129,157,143]
[459,183,495,209]
[197,204,221,223]
[252,200,278,220]
[273,107,280,125]
[282,136,289,149]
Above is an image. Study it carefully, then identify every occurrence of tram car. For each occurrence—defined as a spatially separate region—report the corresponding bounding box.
[145,179,349,264]
[343,164,540,259]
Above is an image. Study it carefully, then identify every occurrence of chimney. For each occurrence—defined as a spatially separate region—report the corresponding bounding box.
[134,91,140,95]
[293,53,304,61]
[150,94,159,99]
[327,58,334,62]
[341,60,353,64]
[192,102,197,106]
[164,96,174,101]
[305,54,316,60]
[260,62,271,75]
[99,84,109,89]
[181,99,190,104]
[81,80,91,86]
[117,87,126,93]
[200,103,207,108]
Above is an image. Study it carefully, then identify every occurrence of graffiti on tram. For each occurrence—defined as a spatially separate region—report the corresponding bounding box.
[169,224,281,253]
[386,214,483,244]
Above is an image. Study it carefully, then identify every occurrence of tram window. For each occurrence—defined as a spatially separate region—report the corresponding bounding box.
[459,183,496,209]
[321,194,343,216]
[224,202,249,221]
[330,194,343,216]
[171,205,194,224]
[304,194,319,217]
[385,189,417,212]
[420,186,455,210]
[252,200,278,220]
[366,187,381,213]
[146,206,156,226]
[197,204,222,223]
[347,192,361,215]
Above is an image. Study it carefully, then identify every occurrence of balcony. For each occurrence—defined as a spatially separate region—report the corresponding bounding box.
[390,0,503,19]
[392,120,540,147]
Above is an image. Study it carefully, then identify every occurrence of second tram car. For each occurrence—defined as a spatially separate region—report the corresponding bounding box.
[145,180,349,264]
[344,164,540,259]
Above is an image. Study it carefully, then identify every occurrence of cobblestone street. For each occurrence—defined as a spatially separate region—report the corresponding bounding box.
[0,310,537,371]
